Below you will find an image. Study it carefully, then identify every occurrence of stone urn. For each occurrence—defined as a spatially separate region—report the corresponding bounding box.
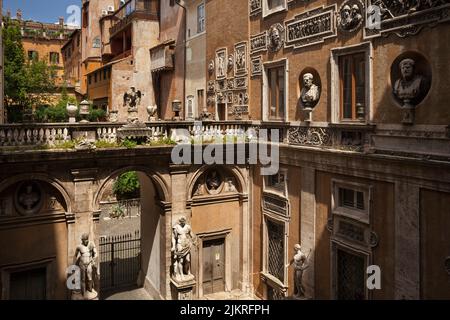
[147,105,158,122]
[67,103,78,123]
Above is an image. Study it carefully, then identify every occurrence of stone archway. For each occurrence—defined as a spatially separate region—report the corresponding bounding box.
[94,166,171,299]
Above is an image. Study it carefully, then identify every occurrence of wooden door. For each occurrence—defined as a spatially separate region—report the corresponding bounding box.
[203,239,225,295]
[10,268,46,300]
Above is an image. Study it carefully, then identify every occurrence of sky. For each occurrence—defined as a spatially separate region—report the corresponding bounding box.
[3,0,81,26]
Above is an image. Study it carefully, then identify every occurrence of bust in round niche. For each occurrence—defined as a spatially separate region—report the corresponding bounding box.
[391,52,431,124]
[14,181,44,216]
[298,68,321,114]
[205,170,223,194]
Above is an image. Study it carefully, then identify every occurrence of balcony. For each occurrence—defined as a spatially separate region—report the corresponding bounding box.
[110,0,159,38]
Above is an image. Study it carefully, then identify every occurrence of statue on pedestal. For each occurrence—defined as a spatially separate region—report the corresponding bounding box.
[74,233,99,300]
[171,216,196,283]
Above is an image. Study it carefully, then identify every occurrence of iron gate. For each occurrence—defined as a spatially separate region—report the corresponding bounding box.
[100,231,141,290]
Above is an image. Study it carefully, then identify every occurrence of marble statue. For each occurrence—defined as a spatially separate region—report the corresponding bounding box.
[288,244,311,299]
[74,233,98,299]
[171,216,196,282]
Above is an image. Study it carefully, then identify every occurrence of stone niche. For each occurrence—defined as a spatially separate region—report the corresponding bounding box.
[298,68,322,109]
[390,51,432,124]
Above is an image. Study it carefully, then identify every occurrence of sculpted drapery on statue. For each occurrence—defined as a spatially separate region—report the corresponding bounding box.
[74,233,99,299]
[171,216,197,282]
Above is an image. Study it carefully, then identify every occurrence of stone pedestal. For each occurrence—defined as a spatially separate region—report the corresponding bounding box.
[170,279,196,300]
[71,289,99,300]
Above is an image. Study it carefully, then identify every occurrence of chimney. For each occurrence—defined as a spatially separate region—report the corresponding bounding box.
[16,9,22,20]
[59,16,64,27]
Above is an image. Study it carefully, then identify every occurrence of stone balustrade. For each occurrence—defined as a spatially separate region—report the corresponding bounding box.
[1,121,448,161]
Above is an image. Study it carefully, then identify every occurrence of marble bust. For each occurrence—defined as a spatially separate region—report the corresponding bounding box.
[300,73,320,109]
[393,58,426,108]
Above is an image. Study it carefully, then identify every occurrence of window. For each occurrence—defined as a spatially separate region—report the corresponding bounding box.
[83,8,89,28]
[197,3,205,33]
[49,52,59,64]
[265,64,286,121]
[88,75,92,85]
[94,72,98,83]
[263,0,287,18]
[336,249,366,300]
[103,69,107,80]
[332,180,371,224]
[339,53,365,121]
[268,0,283,9]
[28,51,38,61]
[331,42,372,123]
[265,171,286,194]
[339,188,365,211]
[267,219,285,283]
[77,34,80,47]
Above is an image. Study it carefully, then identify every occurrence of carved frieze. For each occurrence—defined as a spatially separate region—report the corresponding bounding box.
[263,193,289,217]
[234,77,248,90]
[338,220,365,243]
[251,55,263,77]
[364,1,450,38]
[207,80,215,93]
[285,5,337,49]
[250,31,268,54]
[234,42,248,76]
[288,127,333,147]
[215,48,227,80]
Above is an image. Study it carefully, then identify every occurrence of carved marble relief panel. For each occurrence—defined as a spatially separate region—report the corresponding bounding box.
[251,55,263,77]
[285,4,337,49]
[364,1,450,38]
[234,42,248,77]
[250,31,268,54]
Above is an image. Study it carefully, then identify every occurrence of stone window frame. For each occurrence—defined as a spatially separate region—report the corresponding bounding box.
[330,240,371,300]
[0,257,56,300]
[263,168,288,198]
[261,209,290,298]
[262,0,288,19]
[330,42,373,124]
[331,179,372,225]
[262,58,289,122]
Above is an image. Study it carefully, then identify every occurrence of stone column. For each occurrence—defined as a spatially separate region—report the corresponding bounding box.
[70,168,99,300]
[300,167,316,299]
[240,193,251,293]
[395,182,420,299]
[168,164,195,300]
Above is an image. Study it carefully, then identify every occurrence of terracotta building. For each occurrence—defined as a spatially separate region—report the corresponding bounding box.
[0,0,449,301]
[61,29,83,99]
[11,10,75,86]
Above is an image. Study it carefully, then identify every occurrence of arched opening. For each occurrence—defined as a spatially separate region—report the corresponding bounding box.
[0,177,70,300]
[94,167,168,299]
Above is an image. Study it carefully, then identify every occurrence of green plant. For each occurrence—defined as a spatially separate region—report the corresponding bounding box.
[148,137,177,146]
[88,107,107,122]
[52,140,76,149]
[121,139,138,149]
[110,204,125,219]
[113,172,140,200]
[95,140,119,149]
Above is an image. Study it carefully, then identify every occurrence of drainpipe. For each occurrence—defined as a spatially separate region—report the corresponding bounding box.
[175,0,187,120]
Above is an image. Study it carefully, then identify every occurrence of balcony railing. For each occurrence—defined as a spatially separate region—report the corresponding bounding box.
[110,0,158,37]
[1,121,448,161]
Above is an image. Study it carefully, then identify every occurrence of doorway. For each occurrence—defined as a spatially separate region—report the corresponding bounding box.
[202,238,225,295]
[217,103,226,121]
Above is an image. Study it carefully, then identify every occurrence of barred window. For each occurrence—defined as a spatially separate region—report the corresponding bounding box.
[267,219,284,282]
